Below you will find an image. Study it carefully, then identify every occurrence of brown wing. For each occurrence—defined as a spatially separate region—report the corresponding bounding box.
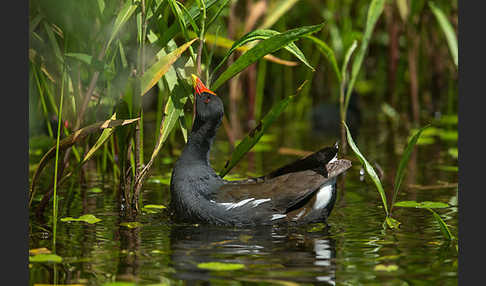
[216,159,351,213]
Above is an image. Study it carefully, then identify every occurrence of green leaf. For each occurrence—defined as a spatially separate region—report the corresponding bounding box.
[65,52,93,65]
[211,24,324,90]
[120,222,143,228]
[391,125,430,208]
[429,2,458,68]
[197,262,245,271]
[219,81,307,177]
[426,208,453,240]
[61,214,102,224]
[344,122,388,215]
[29,253,63,263]
[144,204,166,209]
[344,0,386,112]
[394,201,449,209]
[306,35,341,82]
[88,187,103,193]
[140,38,197,96]
[341,40,358,84]
[374,264,399,272]
[102,282,136,286]
[81,113,119,165]
[107,1,138,49]
[213,29,314,76]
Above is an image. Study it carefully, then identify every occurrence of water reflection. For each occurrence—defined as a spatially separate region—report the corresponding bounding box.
[169,224,336,285]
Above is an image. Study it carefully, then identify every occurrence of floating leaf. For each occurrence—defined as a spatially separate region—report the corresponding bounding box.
[144,204,166,209]
[211,24,323,90]
[140,38,197,96]
[219,81,307,177]
[29,248,51,255]
[197,262,245,271]
[88,187,103,193]
[61,214,102,224]
[374,264,398,272]
[344,122,388,215]
[394,201,449,209]
[29,253,63,263]
[429,2,458,68]
[120,222,143,228]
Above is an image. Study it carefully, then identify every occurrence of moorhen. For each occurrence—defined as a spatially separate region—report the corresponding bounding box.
[169,75,351,226]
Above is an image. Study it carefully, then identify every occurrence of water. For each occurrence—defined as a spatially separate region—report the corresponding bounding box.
[29,111,458,285]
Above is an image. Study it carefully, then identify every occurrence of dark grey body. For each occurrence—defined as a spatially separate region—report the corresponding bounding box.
[170,91,351,226]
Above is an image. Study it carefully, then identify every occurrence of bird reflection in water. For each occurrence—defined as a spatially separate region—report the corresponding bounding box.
[169,224,336,285]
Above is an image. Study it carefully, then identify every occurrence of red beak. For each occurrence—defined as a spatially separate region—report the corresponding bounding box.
[191,74,216,96]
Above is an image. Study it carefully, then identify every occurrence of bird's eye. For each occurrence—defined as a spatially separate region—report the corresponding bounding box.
[204,97,211,104]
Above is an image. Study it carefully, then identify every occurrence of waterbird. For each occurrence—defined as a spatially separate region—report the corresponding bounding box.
[169,75,351,226]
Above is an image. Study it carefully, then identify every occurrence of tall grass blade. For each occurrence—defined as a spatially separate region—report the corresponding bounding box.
[140,38,197,96]
[341,40,358,84]
[212,29,314,77]
[306,35,341,82]
[259,0,300,29]
[390,125,430,213]
[219,81,308,177]
[429,2,458,68]
[344,122,388,216]
[426,208,453,240]
[212,24,324,90]
[344,0,385,114]
[107,1,138,49]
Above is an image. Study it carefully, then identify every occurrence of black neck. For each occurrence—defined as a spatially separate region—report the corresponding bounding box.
[180,116,221,165]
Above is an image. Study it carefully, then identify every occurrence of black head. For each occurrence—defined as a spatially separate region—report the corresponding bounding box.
[192,75,224,124]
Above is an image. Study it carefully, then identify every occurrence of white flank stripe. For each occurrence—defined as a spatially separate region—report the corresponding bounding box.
[252,198,271,207]
[271,214,287,221]
[313,180,334,210]
[220,198,255,210]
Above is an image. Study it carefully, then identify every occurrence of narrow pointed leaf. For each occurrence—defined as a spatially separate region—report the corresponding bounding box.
[391,125,430,207]
[429,2,458,68]
[213,29,314,76]
[220,81,308,177]
[344,122,388,215]
[81,113,118,164]
[61,214,102,224]
[426,208,453,240]
[140,38,197,96]
[306,35,341,82]
[344,0,385,112]
[197,262,245,271]
[29,254,63,263]
[212,24,324,90]
[107,1,138,49]
[341,40,358,83]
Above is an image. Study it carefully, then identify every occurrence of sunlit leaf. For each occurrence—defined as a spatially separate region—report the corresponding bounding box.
[344,122,388,215]
[61,214,102,224]
[144,204,166,209]
[211,24,323,90]
[29,248,51,255]
[219,81,308,177]
[197,262,245,271]
[140,38,197,96]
